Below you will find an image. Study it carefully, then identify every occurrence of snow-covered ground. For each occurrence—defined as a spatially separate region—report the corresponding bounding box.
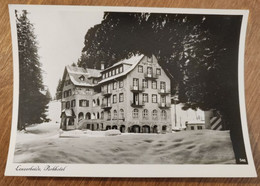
[14,122,235,164]
[14,100,235,164]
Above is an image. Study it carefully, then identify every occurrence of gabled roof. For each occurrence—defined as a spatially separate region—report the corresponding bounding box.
[64,66,101,87]
[99,55,144,84]
[101,55,144,72]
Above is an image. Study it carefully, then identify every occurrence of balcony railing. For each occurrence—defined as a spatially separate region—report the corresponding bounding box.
[158,102,171,109]
[101,103,112,110]
[131,100,144,107]
[130,85,144,92]
[101,90,112,97]
[158,89,171,95]
[144,73,158,79]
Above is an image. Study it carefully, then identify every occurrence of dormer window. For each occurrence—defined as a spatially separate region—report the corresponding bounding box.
[119,66,123,73]
[79,75,85,81]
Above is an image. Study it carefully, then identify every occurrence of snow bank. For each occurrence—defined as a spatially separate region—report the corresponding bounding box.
[14,122,235,164]
[59,129,121,138]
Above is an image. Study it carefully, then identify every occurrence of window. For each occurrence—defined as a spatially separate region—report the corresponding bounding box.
[113,94,117,103]
[79,100,89,107]
[142,79,148,88]
[120,109,124,120]
[156,68,161,75]
[107,111,111,120]
[112,69,115,76]
[102,74,105,79]
[197,126,203,130]
[71,100,76,107]
[160,81,166,90]
[143,109,148,119]
[143,93,148,103]
[133,78,139,86]
[161,110,167,120]
[119,80,124,88]
[119,66,123,73]
[79,75,85,81]
[119,93,124,102]
[132,109,139,118]
[161,96,166,103]
[68,118,74,126]
[147,57,152,62]
[147,67,152,75]
[152,110,158,119]
[109,71,111,77]
[116,68,119,74]
[152,81,157,89]
[152,94,157,103]
[191,126,195,130]
[66,101,70,109]
[113,82,117,90]
[138,65,143,73]
[106,72,108,78]
[63,89,72,98]
[113,110,117,119]
[101,111,104,119]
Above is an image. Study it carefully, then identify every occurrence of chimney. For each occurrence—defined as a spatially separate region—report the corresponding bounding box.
[101,61,105,70]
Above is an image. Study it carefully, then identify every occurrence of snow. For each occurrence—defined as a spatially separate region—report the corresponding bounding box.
[46,100,61,123]
[60,129,121,137]
[14,122,235,164]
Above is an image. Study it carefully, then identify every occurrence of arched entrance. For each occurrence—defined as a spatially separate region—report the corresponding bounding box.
[85,112,91,120]
[142,125,150,133]
[153,125,158,133]
[162,125,167,133]
[106,125,111,130]
[86,124,91,130]
[112,125,118,129]
[78,112,84,122]
[120,125,125,133]
[131,125,140,133]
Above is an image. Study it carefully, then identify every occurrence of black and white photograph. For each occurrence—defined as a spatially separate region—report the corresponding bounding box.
[5,5,256,177]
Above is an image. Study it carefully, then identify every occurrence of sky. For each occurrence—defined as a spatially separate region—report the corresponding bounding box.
[20,8,104,97]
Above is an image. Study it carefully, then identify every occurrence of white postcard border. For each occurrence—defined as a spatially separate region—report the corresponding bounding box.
[5,5,257,177]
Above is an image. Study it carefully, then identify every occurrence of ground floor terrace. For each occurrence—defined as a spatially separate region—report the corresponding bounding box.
[61,116,171,134]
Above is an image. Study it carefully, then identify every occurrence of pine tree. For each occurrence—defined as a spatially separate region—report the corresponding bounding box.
[55,78,63,100]
[16,10,50,130]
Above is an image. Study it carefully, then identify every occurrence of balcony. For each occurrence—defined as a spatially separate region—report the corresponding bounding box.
[130,85,144,92]
[158,102,171,109]
[144,73,158,79]
[131,101,144,108]
[101,103,112,110]
[101,90,112,97]
[158,89,171,95]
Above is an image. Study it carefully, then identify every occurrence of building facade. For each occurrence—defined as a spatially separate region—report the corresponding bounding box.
[60,55,172,133]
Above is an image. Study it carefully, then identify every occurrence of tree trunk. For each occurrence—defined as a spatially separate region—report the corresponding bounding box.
[230,122,248,164]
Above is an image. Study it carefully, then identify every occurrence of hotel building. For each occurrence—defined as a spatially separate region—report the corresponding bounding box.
[60,55,172,133]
